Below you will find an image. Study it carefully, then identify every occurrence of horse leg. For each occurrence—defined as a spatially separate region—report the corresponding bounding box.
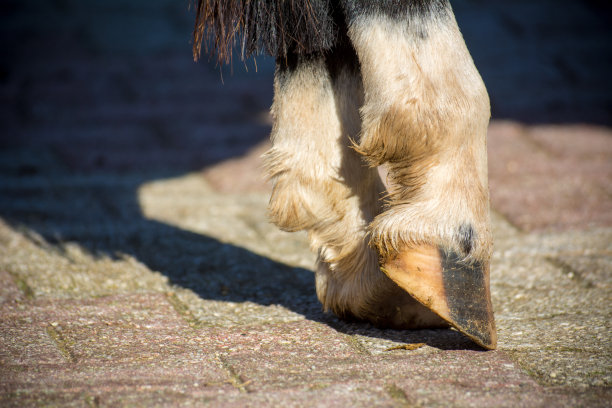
[343,0,497,348]
[265,43,444,328]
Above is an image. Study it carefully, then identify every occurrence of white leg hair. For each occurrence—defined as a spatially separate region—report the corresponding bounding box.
[265,51,444,327]
[347,9,492,264]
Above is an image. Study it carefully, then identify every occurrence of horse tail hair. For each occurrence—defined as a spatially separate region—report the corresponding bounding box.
[192,0,339,64]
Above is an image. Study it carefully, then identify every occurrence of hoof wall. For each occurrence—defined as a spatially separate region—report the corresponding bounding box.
[382,245,497,350]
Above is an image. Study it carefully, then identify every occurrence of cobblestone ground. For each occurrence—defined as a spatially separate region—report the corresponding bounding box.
[1,0,611,406]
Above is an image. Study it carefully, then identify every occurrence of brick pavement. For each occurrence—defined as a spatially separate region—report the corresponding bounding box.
[1,0,611,406]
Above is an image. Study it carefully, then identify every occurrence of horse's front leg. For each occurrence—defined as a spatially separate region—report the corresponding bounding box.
[265,45,444,328]
[345,1,497,348]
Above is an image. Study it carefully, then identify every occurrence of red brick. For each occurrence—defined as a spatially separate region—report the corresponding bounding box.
[0,294,189,331]
[207,382,396,408]
[0,324,65,366]
[488,121,612,231]
[202,141,272,193]
[0,294,234,399]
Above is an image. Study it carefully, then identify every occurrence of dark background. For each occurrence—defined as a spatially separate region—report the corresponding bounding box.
[2,1,611,165]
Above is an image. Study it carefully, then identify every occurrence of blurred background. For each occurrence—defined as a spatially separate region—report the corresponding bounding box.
[0,0,611,298]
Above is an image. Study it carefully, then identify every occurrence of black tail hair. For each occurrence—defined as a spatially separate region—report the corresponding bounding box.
[192,0,339,64]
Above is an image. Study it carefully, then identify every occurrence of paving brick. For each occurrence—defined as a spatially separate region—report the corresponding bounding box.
[213,321,527,392]
[202,141,272,194]
[0,293,191,331]
[208,382,397,408]
[97,387,237,407]
[223,347,551,407]
[0,220,172,298]
[0,294,236,401]
[0,321,66,366]
[527,125,612,160]
[488,225,611,388]
[1,363,236,399]
[550,254,611,290]
[0,391,88,408]
[488,121,612,231]
[202,320,359,358]
[0,293,193,369]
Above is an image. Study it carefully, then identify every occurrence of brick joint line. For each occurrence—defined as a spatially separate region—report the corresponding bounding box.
[219,355,252,393]
[165,291,202,328]
[344,334,371,356]
[46,324,77,364]
[84,394,100,408]
[384,382,414,407]
[544,256,595,289]
[8,271,35,299]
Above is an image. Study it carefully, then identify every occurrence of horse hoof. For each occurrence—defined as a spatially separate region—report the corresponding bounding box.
[381,245,497,349]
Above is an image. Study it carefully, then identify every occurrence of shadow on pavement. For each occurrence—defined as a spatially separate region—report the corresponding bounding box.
[1,165,479,350]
